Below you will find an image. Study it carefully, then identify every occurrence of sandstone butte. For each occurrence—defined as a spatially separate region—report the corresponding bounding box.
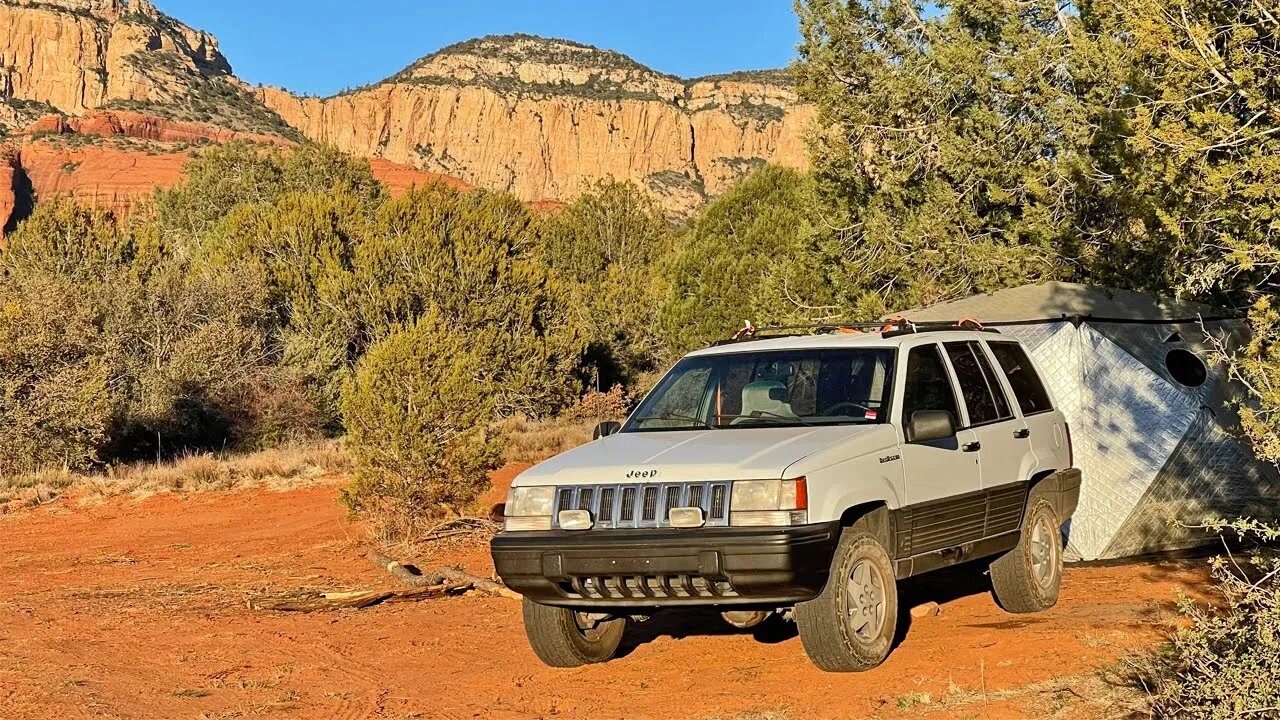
[256,35,816,215]
[0,0,814,226]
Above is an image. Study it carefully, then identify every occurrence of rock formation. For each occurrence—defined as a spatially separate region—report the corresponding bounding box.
[0,0,294,139]
[0,114,469,238]
[258,35,814,215]
[1,4,812,221]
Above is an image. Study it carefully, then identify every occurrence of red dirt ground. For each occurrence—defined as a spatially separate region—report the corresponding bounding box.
[0,480,1208,720]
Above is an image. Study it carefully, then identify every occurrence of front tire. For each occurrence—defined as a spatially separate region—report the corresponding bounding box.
[989,496,1063,613]
[795,522,899,672]
[522,598,627,667]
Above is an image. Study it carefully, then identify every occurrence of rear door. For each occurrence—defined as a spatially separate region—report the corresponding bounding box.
[942,340,1037,537]
[986,340,1066,473]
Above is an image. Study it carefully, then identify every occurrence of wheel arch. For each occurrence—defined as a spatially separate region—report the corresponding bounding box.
[837,502,894,554]
[1025,467,1083,527]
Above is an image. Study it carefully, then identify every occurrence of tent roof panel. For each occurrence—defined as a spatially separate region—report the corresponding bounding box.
[896,282,1230,323]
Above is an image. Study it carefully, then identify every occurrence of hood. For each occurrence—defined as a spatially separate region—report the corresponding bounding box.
[515,425,895,487]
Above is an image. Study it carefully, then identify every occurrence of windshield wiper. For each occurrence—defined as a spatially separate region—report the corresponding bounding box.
[632,413,715,430]
[719,412,814,426]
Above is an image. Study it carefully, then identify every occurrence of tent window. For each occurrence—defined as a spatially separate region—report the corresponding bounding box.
[1165,349,1207,388]
[989,342,1054,415]
[1164,332,1183,343]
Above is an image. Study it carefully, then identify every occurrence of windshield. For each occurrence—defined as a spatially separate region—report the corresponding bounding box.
[625,348,895,432]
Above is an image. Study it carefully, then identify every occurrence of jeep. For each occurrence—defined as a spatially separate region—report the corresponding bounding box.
[491,323,1081,671]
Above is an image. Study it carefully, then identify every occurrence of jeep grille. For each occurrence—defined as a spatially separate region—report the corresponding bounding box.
[551,482,732,529]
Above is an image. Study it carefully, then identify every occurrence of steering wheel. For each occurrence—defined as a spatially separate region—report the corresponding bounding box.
[820,400,874,416]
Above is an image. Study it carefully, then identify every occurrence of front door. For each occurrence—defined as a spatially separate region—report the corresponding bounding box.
[896,343,984,554]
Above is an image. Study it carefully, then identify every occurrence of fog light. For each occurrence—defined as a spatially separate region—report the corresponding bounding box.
[504,516,552,531]
[668,506,705,528]
[558,509,593,530]
[730,510,808,527]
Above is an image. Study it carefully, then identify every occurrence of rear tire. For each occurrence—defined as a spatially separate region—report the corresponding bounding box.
[795,522,899,672]
[989,496,1063,613]
[522,599,627,667]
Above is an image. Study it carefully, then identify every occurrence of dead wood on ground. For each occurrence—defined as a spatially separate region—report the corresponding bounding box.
[251,583,471,612]
[370,551,520,599]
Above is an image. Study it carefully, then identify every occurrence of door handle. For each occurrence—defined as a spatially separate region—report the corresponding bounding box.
[962,441,982,452]
[1014,429,1031,439]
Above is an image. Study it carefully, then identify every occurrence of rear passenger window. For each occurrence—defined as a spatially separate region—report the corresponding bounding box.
[989,342,1054,415]
[902,344,960,425]
[945,341,1013,425]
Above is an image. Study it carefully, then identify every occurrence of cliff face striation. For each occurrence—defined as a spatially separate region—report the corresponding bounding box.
[0,0,297,139]
[258,35,814,215]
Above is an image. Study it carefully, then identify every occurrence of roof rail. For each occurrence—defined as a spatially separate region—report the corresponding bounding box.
[711,318,1001,346]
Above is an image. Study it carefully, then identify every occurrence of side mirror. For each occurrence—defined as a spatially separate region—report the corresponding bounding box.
[593,421,622,440]
[908,410,956,443]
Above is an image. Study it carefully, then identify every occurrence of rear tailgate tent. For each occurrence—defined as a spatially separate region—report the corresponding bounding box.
[897,282,1279,561]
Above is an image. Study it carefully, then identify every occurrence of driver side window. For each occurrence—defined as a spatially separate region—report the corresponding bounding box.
[901,344,960,426]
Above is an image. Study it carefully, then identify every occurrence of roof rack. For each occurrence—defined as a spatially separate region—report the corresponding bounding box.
[712,318,1001,346]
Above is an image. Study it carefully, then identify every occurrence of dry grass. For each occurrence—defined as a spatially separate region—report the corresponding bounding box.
[0,441,351,514]
[499,415,598,464]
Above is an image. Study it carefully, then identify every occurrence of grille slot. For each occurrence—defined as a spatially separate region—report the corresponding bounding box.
[688,485,704,509]
[664,486,681,520]
[556,488,574,514]
[641,487,659,522]
[619,488,637,522]
[710,485,727,519]
[598,488,615,522]
[578,488,594,511]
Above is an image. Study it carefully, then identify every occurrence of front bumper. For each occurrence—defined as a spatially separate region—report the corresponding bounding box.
[491,522,841,609]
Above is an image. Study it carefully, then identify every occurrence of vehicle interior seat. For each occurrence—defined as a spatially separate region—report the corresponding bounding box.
[734,380,796,424]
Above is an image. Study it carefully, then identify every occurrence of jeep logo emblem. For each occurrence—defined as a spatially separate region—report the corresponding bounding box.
[626,469,659,479]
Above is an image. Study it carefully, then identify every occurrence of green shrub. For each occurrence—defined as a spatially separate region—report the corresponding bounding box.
[660,166,840,352]
[0,274,112,473]
[538,179,674,386]
[340,313,505,533]
[0,198,312,465]
[153,142,385,246]
[1134,519,1280,718]
[341,183,582,417]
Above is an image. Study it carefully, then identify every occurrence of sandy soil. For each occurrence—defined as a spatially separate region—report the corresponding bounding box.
[0,480,1207,720]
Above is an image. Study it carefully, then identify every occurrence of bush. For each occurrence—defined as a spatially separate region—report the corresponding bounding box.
[560,384,633,423]
[1220,298,1280,465]
[0,274,112,473]
[340,313,505,535]
[153,142,385,245]
[538,180,674,386]
[660,166,840,353]
[1135,519,1280,718]
[0,198,311,466]
[342,183,582,417]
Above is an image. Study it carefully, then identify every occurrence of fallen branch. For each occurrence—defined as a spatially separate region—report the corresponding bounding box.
[370,551,520,600]
[418,516,502,544]
[251,583,472,612]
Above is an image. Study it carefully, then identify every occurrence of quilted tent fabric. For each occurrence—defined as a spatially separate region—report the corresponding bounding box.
[897,283,1277,561]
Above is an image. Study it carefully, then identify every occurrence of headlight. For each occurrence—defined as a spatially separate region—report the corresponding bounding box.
[730,478,808,527]
[504,486,555,531]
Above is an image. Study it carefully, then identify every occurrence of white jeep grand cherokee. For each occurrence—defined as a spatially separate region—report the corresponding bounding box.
[491,324,1080,672]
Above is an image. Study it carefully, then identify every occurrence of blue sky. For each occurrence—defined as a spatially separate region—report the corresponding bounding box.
[154,1,803,97]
